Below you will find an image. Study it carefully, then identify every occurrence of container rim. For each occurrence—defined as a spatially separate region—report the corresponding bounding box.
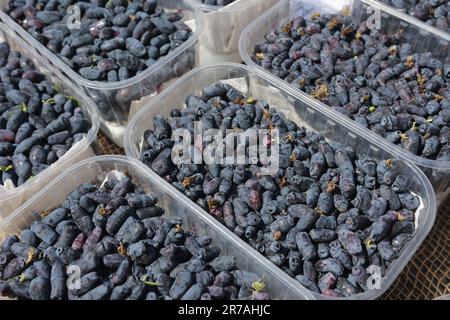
[0,23,100,200]
[238,0,450,171]
[0,0,204,91]
[124,62,437,300]
[0,155,316,300]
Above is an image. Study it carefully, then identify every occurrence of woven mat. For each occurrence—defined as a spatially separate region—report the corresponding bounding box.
[96,132,125,155]
[96,132,449,300]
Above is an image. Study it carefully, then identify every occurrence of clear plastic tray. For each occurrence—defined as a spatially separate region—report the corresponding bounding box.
[239,0,450,204]
[370,0,450,42]
[187,0,279,65]
[0,155,309,300]
[0,0,203,147]
[124,63,437,300]
[0,23,99,218]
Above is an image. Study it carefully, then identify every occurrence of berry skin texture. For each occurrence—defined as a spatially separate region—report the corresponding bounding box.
[6,0,193,83]
[135,83,420,297]
[379,0,450,33]
[200,0,237,6]
[0,172,269,300]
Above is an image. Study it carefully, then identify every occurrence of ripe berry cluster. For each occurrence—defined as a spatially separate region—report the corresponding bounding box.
[380,0,450,32]
[0,43,91,187]
[200,0,237,6]
[6,0,193,82]
[251,12,450,160]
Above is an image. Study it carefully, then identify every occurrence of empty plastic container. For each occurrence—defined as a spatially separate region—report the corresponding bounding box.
[125,63,437,299]
[0,24,99,218]
[0,0,203,147]
[187,0,279,65]
[239,0,450,204]
[0,155,310,300]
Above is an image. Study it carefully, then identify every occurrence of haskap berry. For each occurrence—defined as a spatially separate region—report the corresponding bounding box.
[0,172,270,300]
[379,0,450,33]
[250,11,450,161]
[6,0,193,82]
[0,42,90,188]
[136,82,420,297]
[200,0,237,6]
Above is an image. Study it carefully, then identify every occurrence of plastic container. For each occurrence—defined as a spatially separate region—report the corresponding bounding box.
[125,63,437,300]
[0,23,99,218]
[187,0,279,65]
[0,155,310,300]
[371,0,450,41]
[239,0,450,204]
[0,0,203,147]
